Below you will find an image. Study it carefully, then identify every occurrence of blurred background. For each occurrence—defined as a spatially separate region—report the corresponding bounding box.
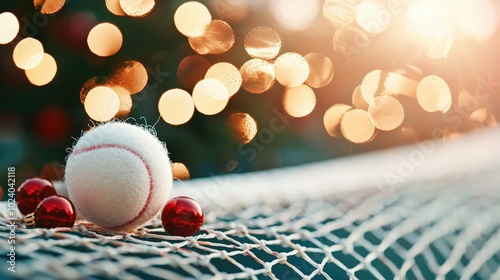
[1,0,500,193]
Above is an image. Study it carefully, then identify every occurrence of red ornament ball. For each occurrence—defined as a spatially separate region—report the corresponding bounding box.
[33,195,76,228]
[17,178,57,215]
[161,196,204,236]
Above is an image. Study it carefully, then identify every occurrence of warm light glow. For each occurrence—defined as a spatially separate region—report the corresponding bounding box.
[352,85,368,110]
[323,0,356,28]
[119,0,155,17]
[226,113,258,144]
[13,37,44,70]
[111,85,133,118]
[244,27,281,60]
[192,78,229,115]
[80,76,109,104]
[109,60,148,95]
[332,26,369,58]
[368,95,404,131]
[87,22,123,57]
[416,75,452,113]
[323,104,352,138]
[205,62,242,97]
[407,0,445,34]
[274,52,310,88]
[361,70,418,104]
[189,20,235,55]
[304,53,334,89]
[0,12,20,44]
[240,59,275,94]
[208,0,249,23]
[469,108,496,127]
[455,0,498,42]
[25,53,57,86]
[106,0,126,16]
[355,0,391,35]
[177,55,211,89]
[158,88,195,125]
[424,26,453,59]
[340,109,376,144]
[269,0,319,31]
[282,84,316,118]
[172,162,190,180]
[34,0,65,14]
[174,1,212,37]
[84,86,120,122]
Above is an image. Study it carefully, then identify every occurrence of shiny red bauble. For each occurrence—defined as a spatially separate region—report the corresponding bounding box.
[31,195,76,228]
[161,196,204,237]
[17,178,57,215]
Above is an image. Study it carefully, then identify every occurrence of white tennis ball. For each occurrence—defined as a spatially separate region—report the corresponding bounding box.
[65,122,172,232]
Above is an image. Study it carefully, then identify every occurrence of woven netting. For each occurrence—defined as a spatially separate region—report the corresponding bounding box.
[1,128,500,280]
[2,172,500,280]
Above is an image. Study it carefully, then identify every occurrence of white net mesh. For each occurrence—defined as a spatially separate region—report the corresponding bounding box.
[2,127,500,280]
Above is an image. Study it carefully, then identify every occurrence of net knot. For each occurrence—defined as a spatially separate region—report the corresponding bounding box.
[219,250,228,259]
[216,231,226,240]
[276,253,287,263]
[258,240,267,250]
[42,228,55,238]
[263,262,272,274]
[186,236,198,247]
[241,243,251,251]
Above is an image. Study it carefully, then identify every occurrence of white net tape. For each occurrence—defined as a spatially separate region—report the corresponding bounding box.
[2,127,500,280]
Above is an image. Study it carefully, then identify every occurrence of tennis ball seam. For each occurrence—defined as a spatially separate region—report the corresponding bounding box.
[72,143,153,230]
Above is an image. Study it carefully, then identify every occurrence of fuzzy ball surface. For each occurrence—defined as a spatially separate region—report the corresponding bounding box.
[65,122,172,232]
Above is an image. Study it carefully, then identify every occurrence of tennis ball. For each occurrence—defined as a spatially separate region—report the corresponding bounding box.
[65,122,172,232]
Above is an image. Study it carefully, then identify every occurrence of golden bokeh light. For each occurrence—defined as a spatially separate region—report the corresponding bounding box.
[109,60,148,95]
[192,78,229,115]
[158,88,195,125]
[177,55,211,90]
[205,62,242,97]
[323,0,356,28]
[458,90,479,110]
[332,26,369,58]
[269,0,319,31]
[188,20,235,55]
[110,85,133,118]
[469,108,497,127]
[361,70,418,104]
[274,52,310,88]
[244,27,281,60]
[323,104,352,138]
[355,1,391,35]
[87,22,123,57]
[172,162,190,180]
[340,109,376,144]
[455,0,498,42]
[25,53,57,86]
[34,0,65,14]
[106,0,126,16]
[240,59,275,94]
[352,85,369,110]
[209,0,249,23]
[226,113,258,144]
[84,86,120,122]
[119,0,155,17]
[0,12,20,44]
[174,1,212,37]
[304,53,334,89]
[282,84,316,118]
[416,75,452,113]
[368,95,404,131]
[80,76,109,104]
[13,38,44,70]
[424,27,453,59]
[407,0,445,34]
